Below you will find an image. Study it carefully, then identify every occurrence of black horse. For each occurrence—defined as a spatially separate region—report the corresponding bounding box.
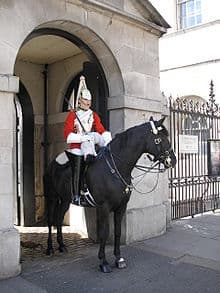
[44,117,176,272]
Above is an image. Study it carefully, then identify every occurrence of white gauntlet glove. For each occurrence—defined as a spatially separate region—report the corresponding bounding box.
[67,133,94,144]
[102,131,112,146]
[81,134,92,142]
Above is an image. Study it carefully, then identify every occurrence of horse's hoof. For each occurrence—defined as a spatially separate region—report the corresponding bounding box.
[115,257,127,269]
[46,248,54,255]
[59,246,68,253]
[100,263,112,273]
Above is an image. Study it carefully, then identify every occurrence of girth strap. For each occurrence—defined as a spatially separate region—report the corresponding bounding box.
[83,189,100,207]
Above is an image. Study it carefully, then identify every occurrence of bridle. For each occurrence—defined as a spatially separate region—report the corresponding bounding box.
[149,118,173,168]
[151,136,173,168]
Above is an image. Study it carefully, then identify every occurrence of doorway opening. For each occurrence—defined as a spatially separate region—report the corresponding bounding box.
[14,82,35,226]
[14,27,109,226]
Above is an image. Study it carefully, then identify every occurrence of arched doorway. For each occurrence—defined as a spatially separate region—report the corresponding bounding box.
[14,27,110,226]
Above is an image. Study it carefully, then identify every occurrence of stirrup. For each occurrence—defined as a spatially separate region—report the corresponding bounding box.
[71,195,88,207]
[71,195,80,205]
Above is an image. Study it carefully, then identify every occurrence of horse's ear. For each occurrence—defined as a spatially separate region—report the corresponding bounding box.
[149,116,154,121]
[158,116,165,125]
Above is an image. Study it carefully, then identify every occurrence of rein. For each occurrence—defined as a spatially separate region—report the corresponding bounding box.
[103,146,133,194]
[105,145,167,173]
[104,145,165,195]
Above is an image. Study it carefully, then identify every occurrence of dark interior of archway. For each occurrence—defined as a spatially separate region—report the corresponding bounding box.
[16,82,35,226]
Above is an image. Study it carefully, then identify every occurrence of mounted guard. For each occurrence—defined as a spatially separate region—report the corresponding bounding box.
[44,114,176,272]
[64,76,112,206]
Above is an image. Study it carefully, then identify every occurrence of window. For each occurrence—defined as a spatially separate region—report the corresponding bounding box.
[178,0,202,29]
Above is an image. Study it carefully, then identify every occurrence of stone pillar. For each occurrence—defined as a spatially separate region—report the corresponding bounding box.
[107,91,169,244]
[0,74,20,279]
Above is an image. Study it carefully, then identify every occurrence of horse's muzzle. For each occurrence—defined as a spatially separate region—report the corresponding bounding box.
[160,150,176,169]
[164,156,172,168]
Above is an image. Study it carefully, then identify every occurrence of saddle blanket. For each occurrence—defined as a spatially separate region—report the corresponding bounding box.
[55,152,69,165]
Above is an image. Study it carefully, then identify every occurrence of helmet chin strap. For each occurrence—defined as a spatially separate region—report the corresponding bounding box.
[78,99,91,111]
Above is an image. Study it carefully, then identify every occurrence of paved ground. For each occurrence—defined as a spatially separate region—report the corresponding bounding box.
[1,210,220,292]
[18,226,93,261]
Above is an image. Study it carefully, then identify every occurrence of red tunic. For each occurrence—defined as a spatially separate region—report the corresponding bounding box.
[64,110,106,149]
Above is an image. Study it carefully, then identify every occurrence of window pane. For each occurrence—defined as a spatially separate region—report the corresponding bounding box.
[188,16,195,26]
[196,14,202,24]
[196,0,201,10]
[179,0,202,29]
[181,3,187,17]
[187,0,194,13]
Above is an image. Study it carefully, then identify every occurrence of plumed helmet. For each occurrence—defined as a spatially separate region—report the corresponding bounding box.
[73,75,91,109]
[81,88,92,100]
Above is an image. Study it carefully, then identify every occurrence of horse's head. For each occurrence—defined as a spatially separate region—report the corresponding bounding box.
[145,117,176,169]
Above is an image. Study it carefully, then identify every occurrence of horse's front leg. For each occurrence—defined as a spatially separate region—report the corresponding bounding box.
[46,225,53,255]
[114,203,127,269]
[97,207,111,273]
[57,225,68,253]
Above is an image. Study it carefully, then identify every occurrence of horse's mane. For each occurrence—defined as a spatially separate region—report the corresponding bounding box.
[110,131,128,150]
[110,122,169,149]
[110,124,146,150]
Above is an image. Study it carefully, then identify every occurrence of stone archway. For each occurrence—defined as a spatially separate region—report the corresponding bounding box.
[14,22,123,227]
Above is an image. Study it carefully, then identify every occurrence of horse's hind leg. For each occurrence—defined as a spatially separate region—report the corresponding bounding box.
[114,203,127,269]
[57,200,70,253]
[46,199,56,255]
[97,207,111,273]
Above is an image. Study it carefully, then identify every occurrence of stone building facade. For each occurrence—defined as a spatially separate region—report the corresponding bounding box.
[152,0,220,100]
[0,0,170,278]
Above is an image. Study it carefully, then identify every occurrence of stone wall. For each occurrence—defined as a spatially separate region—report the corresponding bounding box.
[0,75,20,279]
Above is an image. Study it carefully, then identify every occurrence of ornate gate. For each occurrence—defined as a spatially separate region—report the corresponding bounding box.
[169,81,220,219]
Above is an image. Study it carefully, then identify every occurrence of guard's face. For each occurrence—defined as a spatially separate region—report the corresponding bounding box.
[78,97,91,111]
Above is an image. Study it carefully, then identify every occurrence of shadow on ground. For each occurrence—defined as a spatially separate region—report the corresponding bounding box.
[17,226,95,264]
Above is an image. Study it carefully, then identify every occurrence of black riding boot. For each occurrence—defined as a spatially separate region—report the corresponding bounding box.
[85,154,96,164]
[70,155,87,207]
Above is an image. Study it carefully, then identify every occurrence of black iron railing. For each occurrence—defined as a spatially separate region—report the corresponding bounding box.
[169,81,220,219]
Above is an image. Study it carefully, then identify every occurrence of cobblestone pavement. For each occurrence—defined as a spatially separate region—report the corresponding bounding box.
[17,226,94,263]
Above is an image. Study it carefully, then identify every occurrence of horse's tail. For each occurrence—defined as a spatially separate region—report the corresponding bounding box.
[43,172,51,200]
[31,166,53,227]
[43,163,56,223]
[43,161,64,227]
